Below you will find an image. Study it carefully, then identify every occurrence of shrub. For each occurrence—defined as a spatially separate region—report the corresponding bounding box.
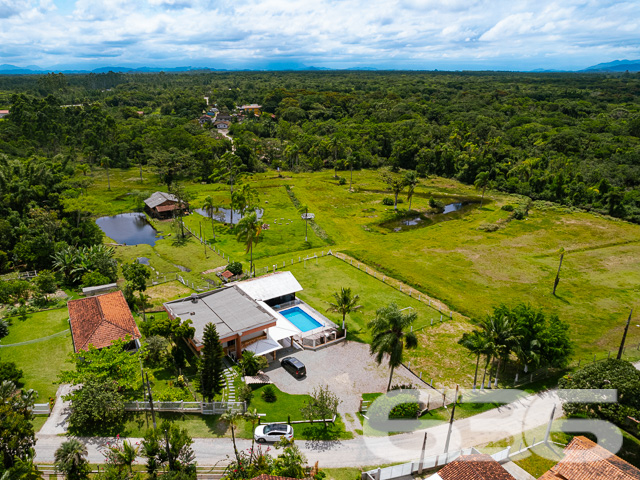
[81,270,110,288]
[238,383,253,404]
[511,209,525,220]
[261,385,277,403]
[0,360,23,384]
[143,335,168,366]
[382,197,394,206]
[501,204,515,212]
[429,197,445,211]
[0,319,8,340]
[389,402,420,419]
[226,261,243,275]
[338,177,346,185]
[478,223,500,232]
[239,351,269,376]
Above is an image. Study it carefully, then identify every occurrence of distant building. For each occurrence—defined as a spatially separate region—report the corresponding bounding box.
[216,113,232,122]
[214,120,229,129]
[199,115,213,125]
[144,191,189,219]
[68,291,141,353]
[240,104,262,115]
[0,110,9,119]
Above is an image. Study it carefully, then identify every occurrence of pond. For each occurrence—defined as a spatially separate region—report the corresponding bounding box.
[195,207,264,225]
[380,198,481,232]
[96,213,162,246]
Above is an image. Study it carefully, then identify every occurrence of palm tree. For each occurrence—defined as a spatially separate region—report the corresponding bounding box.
[474,171,490,207]
[404,170,419,211]
[111,440,139,473]
[475,314,521,388]
[235,212,262,275]
[243,408,260,464]
[368,303,418,391]
[54,439,90,480]
[458,330,489,390]
[326,287,362,330]
[221,410,242,464]
[202,196,219,241]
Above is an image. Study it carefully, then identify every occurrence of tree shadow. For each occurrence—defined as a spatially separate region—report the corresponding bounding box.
[171,235,189,247]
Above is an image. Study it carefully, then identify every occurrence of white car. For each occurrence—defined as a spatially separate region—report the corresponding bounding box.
[254,423,294,443]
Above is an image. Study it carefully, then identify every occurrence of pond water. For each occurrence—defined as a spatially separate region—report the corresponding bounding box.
[195,207,264,225]
[136,257,150,265]
[96,213,162,246]
[381,199,480,233]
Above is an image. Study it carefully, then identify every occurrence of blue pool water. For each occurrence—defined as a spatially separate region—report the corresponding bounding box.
[280,307,322,332]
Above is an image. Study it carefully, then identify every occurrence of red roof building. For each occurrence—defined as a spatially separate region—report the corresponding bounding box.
[540,436,640,480]
[68,291,141,353]
[429,454,516,480]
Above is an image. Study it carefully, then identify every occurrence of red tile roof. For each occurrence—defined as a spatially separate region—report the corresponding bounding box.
[540,436,640,480]
[437,454,516,480]
[221,270,234,279]
[68,291,141,352]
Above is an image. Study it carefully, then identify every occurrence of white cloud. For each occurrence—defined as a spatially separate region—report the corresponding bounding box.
[0,0,638,70]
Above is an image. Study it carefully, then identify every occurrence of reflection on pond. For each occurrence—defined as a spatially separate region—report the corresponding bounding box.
[195,207,263,225]
[96,213,162,246]
[136,257,150,265]
[381,198,480,232]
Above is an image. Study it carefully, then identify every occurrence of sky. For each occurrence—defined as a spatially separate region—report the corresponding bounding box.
[0,0,639,71]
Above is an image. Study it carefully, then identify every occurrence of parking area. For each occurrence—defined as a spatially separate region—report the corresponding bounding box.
[262,341,417,413]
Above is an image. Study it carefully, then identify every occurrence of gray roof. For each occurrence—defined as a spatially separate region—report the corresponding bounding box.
[163,286,277,346]
[144,191,180,209]
[235,271,302,302]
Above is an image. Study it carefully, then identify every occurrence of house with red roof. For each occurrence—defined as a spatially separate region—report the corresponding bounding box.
[67,291,141,353]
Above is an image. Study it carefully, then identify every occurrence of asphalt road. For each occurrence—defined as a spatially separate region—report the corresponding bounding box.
[34,389,563,468]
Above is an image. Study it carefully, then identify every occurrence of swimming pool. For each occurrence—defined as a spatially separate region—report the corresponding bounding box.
[280,307,322,332]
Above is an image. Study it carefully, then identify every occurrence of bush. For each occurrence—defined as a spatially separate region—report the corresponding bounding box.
[0,360,23,384]
[501,204,515,212]
[382,197,394,206]
[429,197,445,211]
[389,402,420,419]
[261,385,277,403]
[478,223,500,232]
[239,351,269,376]
[0,319,8,340]
[511,209,526,220]
[226,261,243,275]
[81,270,110,288]
[238,383,253,404]
[143,335,168,366]
[339,177,346,185]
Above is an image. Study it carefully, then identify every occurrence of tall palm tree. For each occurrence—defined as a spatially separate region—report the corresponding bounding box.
[54,439,90,480]
[457,330,489,390]
[368,303,418,391]
[326,287,362,330]
[235,212,262,275]
[404,170,419,211]
[202,196,219,241]
[221,410,242,464]
[475,314,521,388]
[243,408,260,464]
[474,171,490,207]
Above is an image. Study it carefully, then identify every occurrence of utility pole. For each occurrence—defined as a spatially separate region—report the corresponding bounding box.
[418,432,428,474]
[617,309,633,360]
[444,384,459,453]
[146,372,157,429]
[553,249,564,296]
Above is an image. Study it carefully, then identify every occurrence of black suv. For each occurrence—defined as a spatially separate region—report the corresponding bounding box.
[281,357,306,378]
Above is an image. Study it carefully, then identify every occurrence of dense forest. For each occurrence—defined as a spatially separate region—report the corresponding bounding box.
[0,70,639,273]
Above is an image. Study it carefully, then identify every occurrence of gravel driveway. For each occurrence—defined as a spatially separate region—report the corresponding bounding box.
[262,341,417,415]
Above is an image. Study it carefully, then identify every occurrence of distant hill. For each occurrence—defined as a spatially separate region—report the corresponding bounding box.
[581,59,640,72]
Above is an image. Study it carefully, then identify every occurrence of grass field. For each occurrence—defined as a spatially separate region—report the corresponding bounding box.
[0,308,73,400]
[76,167,640,390]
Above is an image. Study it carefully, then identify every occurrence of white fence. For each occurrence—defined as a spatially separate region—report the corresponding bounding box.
[362,447,511,480]
[124,400,245,415]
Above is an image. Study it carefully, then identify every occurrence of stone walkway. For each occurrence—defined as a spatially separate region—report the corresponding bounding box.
[222,360,239,402]
[39,384,80,435]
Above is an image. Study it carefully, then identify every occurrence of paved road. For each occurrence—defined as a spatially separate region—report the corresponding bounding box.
[34,390,562,468]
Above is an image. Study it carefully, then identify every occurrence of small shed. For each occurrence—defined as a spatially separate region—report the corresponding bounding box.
[144,191,189,219]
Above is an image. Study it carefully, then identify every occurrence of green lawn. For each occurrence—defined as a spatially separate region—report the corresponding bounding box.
[0,307,73,400]
[117,412,227,438]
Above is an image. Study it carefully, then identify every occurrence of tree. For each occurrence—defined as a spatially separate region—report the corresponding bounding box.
[221,410,243,464]
[103,439,140,474]
[272,440,307,478]
[210,152,246,224]
[122,261,151,315]
[381,170,406,211]
[368,303,418,391]
[59,338,141,390]
[301,385,341,428]
[457,330,489,390]
[169,182,191,239]
[54,439,90,480]
[559,359,640,428]
[404,170,419,211]
[0,320,8,342]
[474,171,490,207]
[140,315,195,344]
[141,421,196,476]
[235,212,262,275]
[0,361,23,385]
[238,351,268,377]
[232,183,260,218]
[67,376,125,436]
[475,313,520,388]
[198,323,224,402]
[326,287,362,330]
[0,381,36,471]
[150,148,193,190]
[33,269,58,299]
[297,203,310,243]
[202,196,220,241]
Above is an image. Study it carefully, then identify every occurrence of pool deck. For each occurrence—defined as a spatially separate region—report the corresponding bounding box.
[273,300,337,338]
